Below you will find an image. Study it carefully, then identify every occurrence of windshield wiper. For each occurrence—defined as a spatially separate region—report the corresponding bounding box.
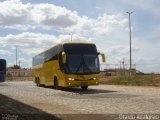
[65,62,71,73]
[83,61,93,73]
[75,55,83,74]
[76,55,93,74]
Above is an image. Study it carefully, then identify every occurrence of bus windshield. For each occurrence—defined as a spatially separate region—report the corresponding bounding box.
[63,44,97,54]
[66,54,99,74]
[63,44,99,74]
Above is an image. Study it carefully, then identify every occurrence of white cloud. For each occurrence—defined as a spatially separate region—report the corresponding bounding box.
[0,0,127,36]
[0,49,13,55]
[0,0,33,29]
[31,3,78,29]
[0,0,79,30]
[0,32,91,55]
[0,0,159,73]
[58,34,91,42]
[0,32,58,46]
[0,32,59,55]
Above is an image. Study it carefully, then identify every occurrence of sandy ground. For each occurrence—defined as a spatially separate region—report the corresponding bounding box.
[0,81,160,120]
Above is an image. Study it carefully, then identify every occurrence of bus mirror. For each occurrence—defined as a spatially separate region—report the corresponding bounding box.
[62,51,66,64]
[100,53,106,63]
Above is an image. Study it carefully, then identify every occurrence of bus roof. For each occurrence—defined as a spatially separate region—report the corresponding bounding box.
[61,41,95,45]
[34,41,95,57]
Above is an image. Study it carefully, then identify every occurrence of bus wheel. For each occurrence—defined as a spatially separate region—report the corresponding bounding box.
[35,77,38,86]
[81,86,88,90]
[36,77,40,87]
[54,77,59,90]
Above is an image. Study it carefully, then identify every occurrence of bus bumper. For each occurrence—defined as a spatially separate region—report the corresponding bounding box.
[65,80,99,87]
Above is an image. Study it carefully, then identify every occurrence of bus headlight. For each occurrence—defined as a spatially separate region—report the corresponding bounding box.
[68,78,75,81]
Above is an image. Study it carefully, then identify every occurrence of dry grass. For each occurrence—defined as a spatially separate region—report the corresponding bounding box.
[100,75,160,87]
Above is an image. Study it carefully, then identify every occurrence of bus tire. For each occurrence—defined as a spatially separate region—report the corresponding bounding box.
[53,77,59,90]
[36,77,41,87]
[81,86,88,90]
[35,77,38,86]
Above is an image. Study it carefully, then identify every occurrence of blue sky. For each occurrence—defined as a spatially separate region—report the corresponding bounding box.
[0,0,160,73]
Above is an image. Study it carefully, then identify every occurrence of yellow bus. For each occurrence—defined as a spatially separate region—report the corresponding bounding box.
[32,42,105,90]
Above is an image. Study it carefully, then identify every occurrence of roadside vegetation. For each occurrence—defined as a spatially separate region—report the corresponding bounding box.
[100,75,160,87]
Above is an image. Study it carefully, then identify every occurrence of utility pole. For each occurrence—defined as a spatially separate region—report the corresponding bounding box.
[14,45,18,77]
[15,46,18,67]
[18,60,21,76]
[126,12,133,71]
[122,58,125,69]
[122,58,125,75]
[120,61,122,70]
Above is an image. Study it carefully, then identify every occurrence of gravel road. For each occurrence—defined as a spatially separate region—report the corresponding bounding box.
[0,81,160,120]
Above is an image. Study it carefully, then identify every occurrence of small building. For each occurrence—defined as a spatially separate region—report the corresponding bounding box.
[101,68,137,76]
[7,68,32,77]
